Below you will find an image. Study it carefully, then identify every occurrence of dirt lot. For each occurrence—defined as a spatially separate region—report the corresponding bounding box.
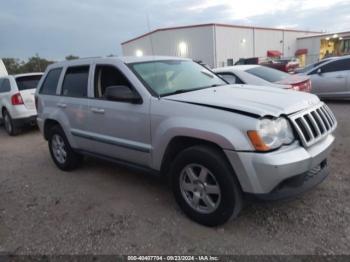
[0,102,349,255]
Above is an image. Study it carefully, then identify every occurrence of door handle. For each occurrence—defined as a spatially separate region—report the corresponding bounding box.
[57,103,67,108]
[91,108,105,114]
[336,75,344,79]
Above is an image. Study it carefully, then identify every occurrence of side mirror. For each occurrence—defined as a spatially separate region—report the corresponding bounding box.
[104,85,142,104]
[317,68,322,75]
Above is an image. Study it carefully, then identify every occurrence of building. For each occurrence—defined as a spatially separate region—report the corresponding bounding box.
[296,31,350,65]
[121,23,319,68]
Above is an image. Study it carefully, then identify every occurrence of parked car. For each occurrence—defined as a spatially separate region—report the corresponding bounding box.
[0,73,43,135]
[296,55,350,99]
[36,56,336,226]
[214,65,311,92]
[213,66,291,89]
[294,57,337,74]
[260,58,300,73]
[234,57,300,73]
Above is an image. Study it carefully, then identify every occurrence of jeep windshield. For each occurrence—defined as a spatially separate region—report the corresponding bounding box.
[129,60,226,97]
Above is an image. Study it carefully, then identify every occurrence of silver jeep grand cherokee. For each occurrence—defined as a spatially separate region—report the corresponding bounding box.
[36,56,337,226]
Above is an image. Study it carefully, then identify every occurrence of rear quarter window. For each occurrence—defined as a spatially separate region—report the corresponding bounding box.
[40,68,62,95]
[0,79,11,93]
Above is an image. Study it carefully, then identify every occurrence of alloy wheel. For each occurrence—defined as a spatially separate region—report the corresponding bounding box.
[180,164,221,214]
[51,134,67,164]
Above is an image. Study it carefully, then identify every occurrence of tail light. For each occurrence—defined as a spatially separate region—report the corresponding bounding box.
[291,85,300,91]
[11,93,24,105]
[307,80,312,92]
[291,80,312,92]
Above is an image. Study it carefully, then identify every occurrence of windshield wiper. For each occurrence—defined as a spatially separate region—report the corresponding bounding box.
[161,88,202,97]
[161,84,225,97]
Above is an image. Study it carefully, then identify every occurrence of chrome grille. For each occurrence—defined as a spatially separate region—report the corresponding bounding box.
[289,103,337,147]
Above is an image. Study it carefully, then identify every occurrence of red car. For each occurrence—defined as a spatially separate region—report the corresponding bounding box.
[260,58,300,73]
[235,57,300,73]
[238,65,311,92]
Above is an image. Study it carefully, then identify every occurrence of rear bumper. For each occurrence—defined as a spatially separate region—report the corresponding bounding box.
[224,135,335,195]
[9,105,37,119]
[12,115,37,128]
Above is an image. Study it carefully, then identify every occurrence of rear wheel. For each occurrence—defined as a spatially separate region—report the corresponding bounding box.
[48,125,82,171]
[171,145,242,226]
[3,110,19,136]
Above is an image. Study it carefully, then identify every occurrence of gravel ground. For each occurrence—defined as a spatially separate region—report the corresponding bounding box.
[0,102,349,255]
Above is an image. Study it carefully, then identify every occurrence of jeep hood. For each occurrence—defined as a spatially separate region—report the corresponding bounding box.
[165,85,320,117]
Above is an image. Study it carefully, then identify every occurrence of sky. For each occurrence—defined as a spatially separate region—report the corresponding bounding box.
[1,0,350,60]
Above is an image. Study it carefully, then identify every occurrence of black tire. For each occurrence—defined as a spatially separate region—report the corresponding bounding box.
[3,110,19,136]
[170,145,242,227]
[48,125,83,171]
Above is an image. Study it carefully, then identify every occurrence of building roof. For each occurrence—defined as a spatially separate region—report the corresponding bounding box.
[297,30,350,39]
[122,23,321,45]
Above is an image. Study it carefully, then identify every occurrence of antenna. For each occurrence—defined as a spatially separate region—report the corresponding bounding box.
[146,14,155,56]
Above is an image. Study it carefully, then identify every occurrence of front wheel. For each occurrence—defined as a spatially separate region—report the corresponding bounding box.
[171,145,242,226]
[48,125,82,171]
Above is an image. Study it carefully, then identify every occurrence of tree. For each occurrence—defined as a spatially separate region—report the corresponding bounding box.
[65,55,79,60]
[2,58,23,74]
[21,54,54,73]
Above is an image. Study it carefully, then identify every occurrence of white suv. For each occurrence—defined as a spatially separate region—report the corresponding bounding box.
[36,57,336,226]
[0,73,43,135]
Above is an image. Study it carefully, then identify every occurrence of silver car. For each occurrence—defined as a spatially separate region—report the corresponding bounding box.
[36,56,336,226]
[298,55,350,99]
[213,65,289,89]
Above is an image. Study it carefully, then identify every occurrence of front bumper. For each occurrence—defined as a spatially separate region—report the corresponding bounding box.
[224,135,335,196]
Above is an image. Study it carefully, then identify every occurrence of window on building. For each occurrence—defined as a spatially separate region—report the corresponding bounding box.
[227,59,234,66]
[61,66,89,97]
[40,68,62,95]
[342,39,350,53]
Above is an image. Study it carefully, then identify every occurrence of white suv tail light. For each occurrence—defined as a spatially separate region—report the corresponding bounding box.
[11,93,24,105]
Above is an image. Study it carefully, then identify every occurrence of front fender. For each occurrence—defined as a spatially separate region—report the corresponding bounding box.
[151,117,254,170]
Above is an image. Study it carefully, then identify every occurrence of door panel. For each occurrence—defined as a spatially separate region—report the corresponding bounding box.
[85,64,151,167]
[309,58,350,97]
[59,65,91,150]
[310,71,347,96]
[86,100,151,166]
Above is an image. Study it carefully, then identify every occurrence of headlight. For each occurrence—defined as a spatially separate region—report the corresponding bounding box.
[248,117,294,151]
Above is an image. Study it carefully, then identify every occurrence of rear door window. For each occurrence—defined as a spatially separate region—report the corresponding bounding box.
[321,59,350,73]
[61,66,89,98]
[16,75,42,91]
[40,68,62,95]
